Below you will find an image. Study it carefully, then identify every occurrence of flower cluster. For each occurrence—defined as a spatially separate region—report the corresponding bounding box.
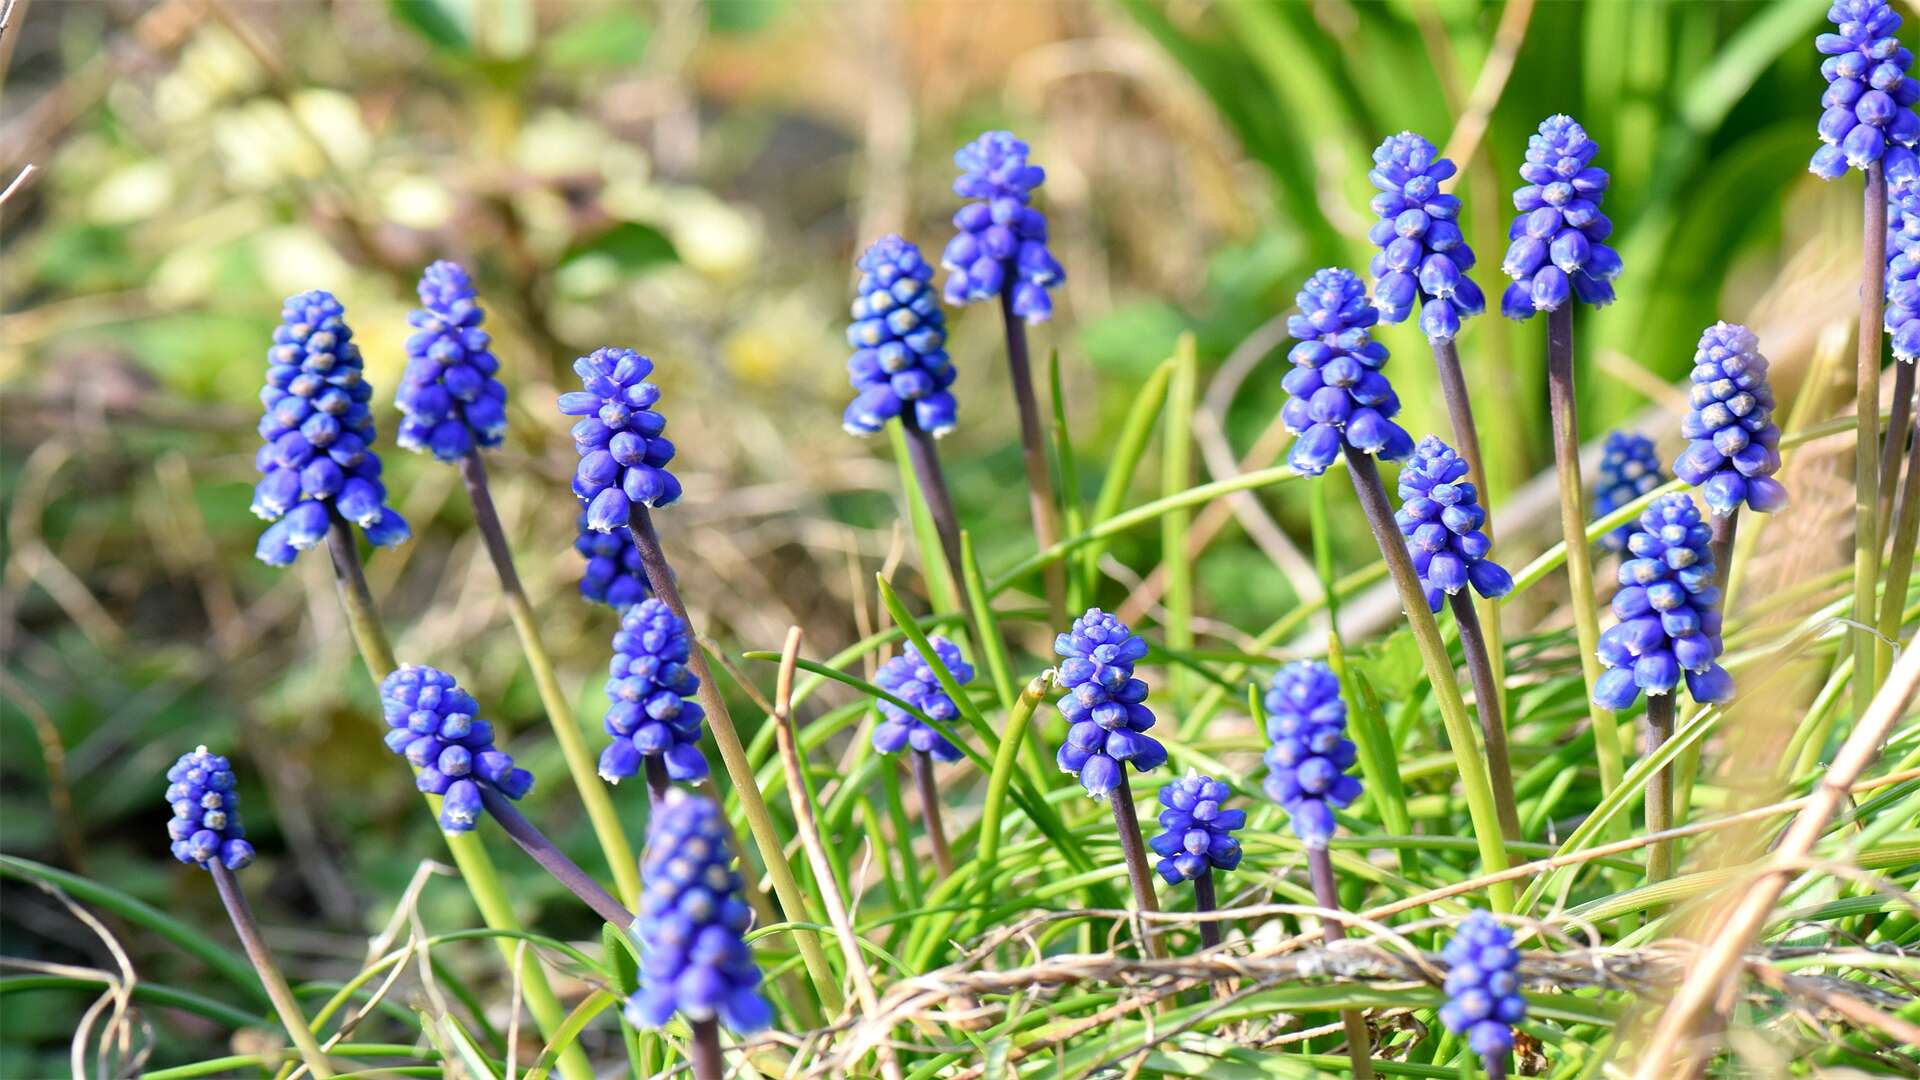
[842,236,959,438]
[561,347,682,532]
[574,515,651,609]
[1278,268,1415,475]
[598,599,709,785]
[940,131,1065,322]
[1811,0,1920,180]
[1148,774,1245,885]
[1396,435,1513,612]
[1054,609,1167,799]
[1440,912,1528,1066]
[1366,132,1485,343]
[1499,115,1623,318]
[379,665,533,832]
[871,637,971,763]
[165,746,255,871]
[1593,493,1734,710]
[1261,662,1362,848]
[1888,179,1920,360]
[393,261,509,462]
[1595,432,1666,551]
[1672,323,1788,517]
[251,290,409,565]
[624,790,772,1033]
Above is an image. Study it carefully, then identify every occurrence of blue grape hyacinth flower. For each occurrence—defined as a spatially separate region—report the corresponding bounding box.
[598,599,709,785]
[1396,435,1513,612]
[1053,608,1167,799]
[1594,432,1666,551]
[394,261,509,462]
[624,789,772,1034]
[1672,323,1788,517]
[940,131,1065,322]
[560,347,681,532]
[166,746,256,871]
[1262,661,1362,848]
[251,290,410,565]
[1440,912,1528,1069]
[1499,116,1623,318]
[1811,0,1920,181]
[574,513,650,609]
[1278,268,1416,475]
[871,637,971,763]
[1888,178,1920,359]
[1366,132,1485,344]
[842,236,959,437]
[379,664,534,832]
[1148,774,1245,885]
[1593,493,1735,710]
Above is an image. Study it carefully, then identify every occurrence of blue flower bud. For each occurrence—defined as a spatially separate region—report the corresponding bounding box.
[871,637,972,762]
[1672,323,1787,516]
[379,665,533,831]
[1396,436,1512,612]
[252,291,408,564]
[1278,269,1414,475]
[1262,662,1363,847]
[394,262,509,463]
[573,512,652,609]
[1439,912,1528,1072]
[599,599,708,784]
[1053,609,1163,799]
[1499,117,1621,319]
[1594,494,1732,710]
[1594,432,1667,551]
[624,790,771,1033]
[843,236,958,437]
[561,348,681,530]
[1812,1,1920,180]
[1367,133,1482,343]
[165,746,256,871]
[941,132,1064,322]
[1148,773,1245,885]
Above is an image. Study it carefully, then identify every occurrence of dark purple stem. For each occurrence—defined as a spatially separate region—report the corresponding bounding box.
[1882,358,1915,524]
[1107,772,1162,958]
[899,417,976,623]
[998,285,1066,624]
[1193,868,1222,950]
[1307,846,1375,1080]
[1430,337,1493,537]
[476,785,635,929]
[1448,590,1520,843]
[644,754,671,804]
[690,1018,724,1080]
[1645,693,1677,885]
[912,749,954,880]
[1709,510,1738,601]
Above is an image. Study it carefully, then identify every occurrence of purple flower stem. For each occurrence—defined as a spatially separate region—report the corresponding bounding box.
[998,288,1066,626]
[898,418,976,626]
[1877,400,1920,687]
[1447,591,1520,842]
[1709,510,1739,601]
[626,507,845,1012]
[1645,693,1676,885]
[690,1018,724,1080]
[1107,772,1163,958]
[1306,847,1375,1080]
[1880,361,1914,522]
[475,785,636,930]
[1430,339,1493,534]
[1193,868,1222,949]
[210,863,337,1078]
[1855,161,1888,711]
[644,754,671,805]
[911,749,955,880]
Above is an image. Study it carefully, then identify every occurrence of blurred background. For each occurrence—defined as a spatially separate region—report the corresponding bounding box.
[0,0,1882,1071]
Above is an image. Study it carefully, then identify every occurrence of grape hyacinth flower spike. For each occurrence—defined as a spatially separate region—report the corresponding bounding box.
[1149,773,1243,948]
[166,748,336,1077]
[1595,432,1666,551]
[872,636,971,763]
[1811,0,1920,182]
[599,599,709,799]
[1367,131,1484,344]
[562,347,682,532]
[1278,267,1415,475]
[393,260,508,463]
[626,790,771,1080]
[379,665,533,832]
[1674,323,1787,519]
[1054,608,1166,950]
[575,513,652,609]
[250,290,409,566]
[1498,116,1623,318]
[1440,912,1527,1080]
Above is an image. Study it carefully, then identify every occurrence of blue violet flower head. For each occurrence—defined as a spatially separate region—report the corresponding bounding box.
[1278,268,1415,476]
[251,290,410,566]
[599,599,709,785]
[1673,323,1787,517]
[1888,178,1920,360]
[1595,432,1666,551]
[1148,773,1245,885]
[941,131,1065,322]
[1262,661,1362,848]
[1593,493,1734,711]
[575,513,652,609]
[1367,132,1485,343]
[1053,608,1166,799]
[561,348,681,532]
[394,261,509,462]
[166,746,256,871]
[1811,0,1920,181]
[1440,912,1528,1066]
[871,636,972,763]
[1499,116,1623,318]
[843,236,958,438]
[624,789,772,1034]
[1396,435,1513,612]
[379,664,534,832]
